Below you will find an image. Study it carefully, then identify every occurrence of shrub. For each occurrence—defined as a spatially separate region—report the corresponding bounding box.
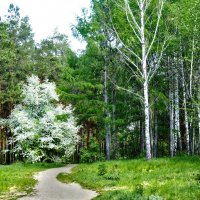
[9,75,79,163]
[80,138,104,163]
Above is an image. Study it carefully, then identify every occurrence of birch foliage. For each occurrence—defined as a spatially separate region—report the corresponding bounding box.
[9,75,79,162]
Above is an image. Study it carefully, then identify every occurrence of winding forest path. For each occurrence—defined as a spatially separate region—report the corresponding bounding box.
[20,164,98,200]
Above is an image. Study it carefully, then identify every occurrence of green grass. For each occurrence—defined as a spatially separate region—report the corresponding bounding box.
[0,162,64,200]
[57,156,200,200]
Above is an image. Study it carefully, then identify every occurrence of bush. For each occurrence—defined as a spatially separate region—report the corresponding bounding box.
[9,75,79,163]
[80,138,105,163]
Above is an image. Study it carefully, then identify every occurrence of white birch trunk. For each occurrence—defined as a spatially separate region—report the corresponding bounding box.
[189,38,195,98]
[174,69,180,154]
[150,108,153,151]
[169,79,174,157]
[140,0,151,160]
[144,83,151,159]
[189,39,195,155]
[181,60,190,155]
[192,126,195,155]
[189,102,196,155]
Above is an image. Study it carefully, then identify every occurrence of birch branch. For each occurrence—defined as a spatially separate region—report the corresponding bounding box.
[122,59,143,82]
[144,0,152,13]
[148,36,168,82]
[116,46,143,77]
[124,3,142,42]
[124,0,141,33]
[108,17,141,61]
[116,85,144,101]
[107,74,144,101]
[145,0,165,60]
[189,37,195,98]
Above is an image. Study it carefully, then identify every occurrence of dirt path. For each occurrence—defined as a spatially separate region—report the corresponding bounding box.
[20,164,98,200]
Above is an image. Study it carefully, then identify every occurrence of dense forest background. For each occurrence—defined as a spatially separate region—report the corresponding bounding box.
[0,0,200,164]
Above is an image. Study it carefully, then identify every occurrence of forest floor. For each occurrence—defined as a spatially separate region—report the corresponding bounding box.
[57,156,200,200]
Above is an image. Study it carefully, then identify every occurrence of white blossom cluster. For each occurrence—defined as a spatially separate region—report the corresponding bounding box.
[9,75,79,163]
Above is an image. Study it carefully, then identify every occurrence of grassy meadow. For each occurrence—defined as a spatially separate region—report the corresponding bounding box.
[57,156,200,200]
[0,162,64,200]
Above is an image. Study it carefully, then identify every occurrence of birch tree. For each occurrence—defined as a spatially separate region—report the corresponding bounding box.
[174,65,182,153]
[109,0,166,159]
[169,74,175,157]
[198,63,200,154]
[181,57,190,155]
[104,55,111,160]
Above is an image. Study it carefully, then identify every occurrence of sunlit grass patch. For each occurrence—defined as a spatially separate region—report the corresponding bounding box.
[57,156,200,200]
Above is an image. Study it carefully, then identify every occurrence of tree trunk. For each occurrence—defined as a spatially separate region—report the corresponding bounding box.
[191,126,195,155]
[189,38,195,155]
[104,63,111,160]
[150,109,153,152]
[169,79,175,157]
[112,82,118,159]
[174,68,182,153]
[189,38,195,98]
[143,80,151,159]
[198,63,200,154]
[140,1,151,160]
[181,60,190,155]
[189,103,195,155]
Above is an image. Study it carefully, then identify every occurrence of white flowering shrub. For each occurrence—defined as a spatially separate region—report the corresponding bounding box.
[9,75,79,163]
